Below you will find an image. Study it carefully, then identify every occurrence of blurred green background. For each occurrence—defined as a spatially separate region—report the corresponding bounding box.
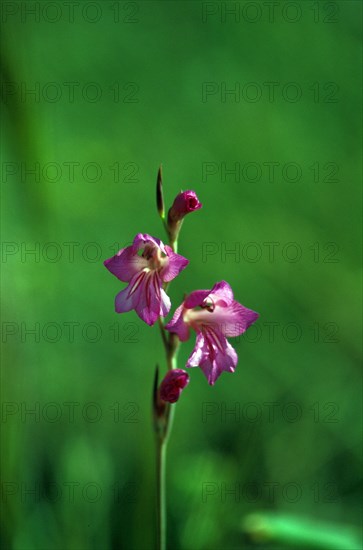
[1,1,362,549]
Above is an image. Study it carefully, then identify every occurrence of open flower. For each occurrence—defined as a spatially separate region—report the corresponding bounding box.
[159,369,190,403]
[104,233,189,326]
[165,281,259,385]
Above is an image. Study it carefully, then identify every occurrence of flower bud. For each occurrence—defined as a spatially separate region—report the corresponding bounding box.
[167,190,202,223]
[167,190,202,246]
[159,369,190,403]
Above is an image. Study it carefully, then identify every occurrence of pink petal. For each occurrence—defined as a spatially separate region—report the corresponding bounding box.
[160,246,189,282]
[199,339,237,385]
[134,272,162,326]
[115,271,147,313]
[184,289,210,309]
[183,281,234,309]
[160,289,171,317]
[186,329,238,385]
[115,289,134,313]
[209,302,259,337]
[208,281,234,306]
[186,332,205,367]
[104,246,147,282]
[114,271,166,326]
[165,304,190,341]
[132,233,166,255]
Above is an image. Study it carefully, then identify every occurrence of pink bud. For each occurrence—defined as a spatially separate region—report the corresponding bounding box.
[168,190,202,223]
[159,369,190,403]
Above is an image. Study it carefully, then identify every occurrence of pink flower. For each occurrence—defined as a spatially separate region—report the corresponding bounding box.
[168,190,202,223]
[165,281,259,385]
[159,369,190,403]
[104,233,189,326]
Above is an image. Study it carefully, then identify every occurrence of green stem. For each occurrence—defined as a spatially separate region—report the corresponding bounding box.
[158,317,168,350]
[155,329,178,550]
[171,239,178,254]
[155,237,179,550]
[156,438,166,550]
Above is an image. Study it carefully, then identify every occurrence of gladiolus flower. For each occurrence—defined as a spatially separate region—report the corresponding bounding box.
[159,369,190,403]
[104,233,189,326]
[165,281,259,385]
[168,190,202,223]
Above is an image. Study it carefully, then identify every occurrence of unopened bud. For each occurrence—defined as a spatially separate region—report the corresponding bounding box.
[167,190,202,245]
[168,190,202,223]
[159,369,190,403]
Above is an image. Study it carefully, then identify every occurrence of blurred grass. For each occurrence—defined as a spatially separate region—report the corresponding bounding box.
[1,1,362,549]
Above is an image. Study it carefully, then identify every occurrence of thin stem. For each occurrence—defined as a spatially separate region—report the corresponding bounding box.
[155,236,179,550]
[171,239,178,254]
[158,317,168,350]
[156,438,166,550]
[155,325,179,550]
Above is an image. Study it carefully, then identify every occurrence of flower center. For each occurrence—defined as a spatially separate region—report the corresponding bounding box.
[142,245,167,271]
[183,299,216,330]
[201,297,215,312]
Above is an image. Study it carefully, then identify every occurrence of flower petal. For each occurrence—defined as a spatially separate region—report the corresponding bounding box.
[165,304,190,341]
[186,329,238,385]
[184,289,210,309]
[160,288,171,317]
[209,302,259,337]
[104,246,147,282]
[132,233,166,255]
[134,272,162,326]
[115,286,136,313]
[160,246,189,282]
[113,271,161,326]
[198,339,237,385]
[183,281,234,309]
[208,281,234,306]
[186,332,206,367]
[114,270,147,313]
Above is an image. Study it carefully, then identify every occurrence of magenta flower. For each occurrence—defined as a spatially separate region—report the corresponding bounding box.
[168,190,202,223]
[104,233,189,326]
[165,281,259,385]
[159,369,190,403]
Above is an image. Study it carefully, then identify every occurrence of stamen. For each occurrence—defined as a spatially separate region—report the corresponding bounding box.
[202,297,215,312]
